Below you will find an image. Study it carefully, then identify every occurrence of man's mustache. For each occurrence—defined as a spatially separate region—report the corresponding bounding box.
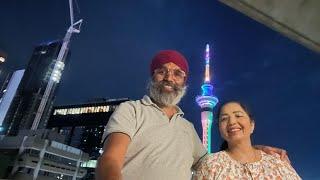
[158,81,181,91]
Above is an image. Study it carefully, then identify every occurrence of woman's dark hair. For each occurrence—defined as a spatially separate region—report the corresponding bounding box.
[216,100,254,151]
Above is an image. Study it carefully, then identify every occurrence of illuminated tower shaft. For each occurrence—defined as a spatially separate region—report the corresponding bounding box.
[196,44,218,153]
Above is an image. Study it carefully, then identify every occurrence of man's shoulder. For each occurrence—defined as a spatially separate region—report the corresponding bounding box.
[113,96,153,117]
[117,97,145,109]
[118,99,140,106]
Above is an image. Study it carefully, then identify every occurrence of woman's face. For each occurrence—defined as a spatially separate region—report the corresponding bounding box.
[218,102,254,144]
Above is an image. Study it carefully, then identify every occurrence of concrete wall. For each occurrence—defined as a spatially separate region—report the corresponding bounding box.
[219,0,320,53]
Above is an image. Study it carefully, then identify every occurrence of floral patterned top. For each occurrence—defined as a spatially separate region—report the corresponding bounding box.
[193,150,301,180]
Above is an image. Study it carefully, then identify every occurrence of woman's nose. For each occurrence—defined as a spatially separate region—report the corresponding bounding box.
[228,116,237,124]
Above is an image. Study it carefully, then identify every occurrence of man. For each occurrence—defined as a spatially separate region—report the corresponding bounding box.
[96,50,288,180]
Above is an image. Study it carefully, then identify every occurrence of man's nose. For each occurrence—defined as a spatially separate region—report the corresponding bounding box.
[164,71,175,81]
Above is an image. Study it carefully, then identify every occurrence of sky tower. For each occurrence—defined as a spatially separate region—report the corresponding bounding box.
[196,44,218,153]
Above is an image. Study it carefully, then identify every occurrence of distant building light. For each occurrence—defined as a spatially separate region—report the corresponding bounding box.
[53,105,110,115]
[51,70,62,83]
[99,148,103,154]
[81,160,97,168]
[51,61,65,83]
[0,57,5,63]
[56,61,65,69]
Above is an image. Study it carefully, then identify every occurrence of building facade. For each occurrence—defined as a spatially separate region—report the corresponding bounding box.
[3,40,69,135]
[0,70,25,134]
[0,129,89,180]
[219,0,320,53]
[47,98,129,179]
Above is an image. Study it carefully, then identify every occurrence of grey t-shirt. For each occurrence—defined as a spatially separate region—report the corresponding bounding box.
[102,95,207,180]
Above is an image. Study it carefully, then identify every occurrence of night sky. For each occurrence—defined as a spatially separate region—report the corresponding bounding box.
[1,0,319,179]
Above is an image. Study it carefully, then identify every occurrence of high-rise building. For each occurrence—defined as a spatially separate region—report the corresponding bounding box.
[0,2,84,179]
[196,44,219,153]
[4,40,69,135]
[0,70,25,133]
[47,98,129,179]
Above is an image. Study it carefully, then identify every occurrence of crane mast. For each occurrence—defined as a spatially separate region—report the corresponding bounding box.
[31,0,83,130]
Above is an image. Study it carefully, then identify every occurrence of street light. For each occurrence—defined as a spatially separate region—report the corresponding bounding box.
[0,50,6,63]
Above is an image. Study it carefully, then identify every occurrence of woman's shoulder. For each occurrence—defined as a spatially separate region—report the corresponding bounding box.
[259,151,302,179]
[260,150,285,164]
[200,151,231,165]
[194,151,228,176]
[259,151,296,171]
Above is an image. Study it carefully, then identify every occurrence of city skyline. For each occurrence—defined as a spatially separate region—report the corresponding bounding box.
[1,1,320,179]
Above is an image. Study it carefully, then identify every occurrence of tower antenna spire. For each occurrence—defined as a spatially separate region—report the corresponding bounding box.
[204,43,211,83]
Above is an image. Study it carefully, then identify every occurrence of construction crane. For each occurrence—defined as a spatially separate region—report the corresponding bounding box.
[31,0,83,130]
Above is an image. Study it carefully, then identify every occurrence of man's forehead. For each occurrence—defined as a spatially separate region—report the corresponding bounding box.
[159,62,184,71]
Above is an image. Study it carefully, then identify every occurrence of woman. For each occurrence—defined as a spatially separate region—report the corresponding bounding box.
[193,101,301,180]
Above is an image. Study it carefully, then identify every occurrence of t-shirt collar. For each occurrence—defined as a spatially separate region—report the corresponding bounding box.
[141,95,184,115]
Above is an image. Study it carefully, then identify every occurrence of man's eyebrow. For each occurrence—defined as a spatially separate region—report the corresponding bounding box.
[233,111,244,114]
[220,113,229,117]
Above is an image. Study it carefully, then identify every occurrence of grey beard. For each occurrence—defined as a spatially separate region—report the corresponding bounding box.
[147,80,187,106]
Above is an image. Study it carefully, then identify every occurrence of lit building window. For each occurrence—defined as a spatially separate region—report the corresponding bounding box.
[54,105,112,116]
